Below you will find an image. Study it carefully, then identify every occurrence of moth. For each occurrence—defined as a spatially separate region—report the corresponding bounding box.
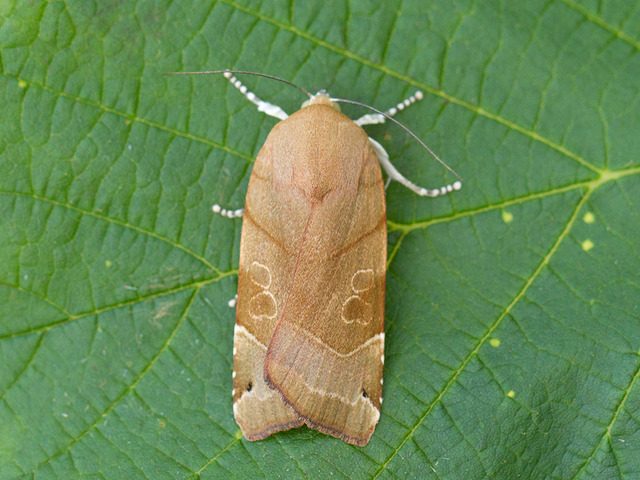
[170,70,461,446]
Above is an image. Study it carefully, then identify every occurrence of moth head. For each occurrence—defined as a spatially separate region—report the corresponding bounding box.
[301,91,341,112]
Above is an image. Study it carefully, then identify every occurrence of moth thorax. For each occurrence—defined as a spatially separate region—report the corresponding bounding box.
[302,91,341,111]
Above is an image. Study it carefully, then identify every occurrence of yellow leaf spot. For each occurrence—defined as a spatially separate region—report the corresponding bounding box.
[582,239,594,251]
[583,212,595,224]
[502,211,513,223]
[18,80,27,88]
[234,429,243,439]
[507,390,515,398]
[490,338,501,347]
[105,260,112,267]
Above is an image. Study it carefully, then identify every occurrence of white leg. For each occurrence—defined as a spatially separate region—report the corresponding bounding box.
[228,293,238,308]
[223,72,289,120]
[355,91,424,126]
[212,204,244,218]
[369,137,462,197]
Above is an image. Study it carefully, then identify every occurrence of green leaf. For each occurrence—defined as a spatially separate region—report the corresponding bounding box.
[1,0,639,478]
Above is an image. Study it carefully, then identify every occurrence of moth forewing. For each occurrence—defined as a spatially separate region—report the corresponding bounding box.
[231,129,304,441]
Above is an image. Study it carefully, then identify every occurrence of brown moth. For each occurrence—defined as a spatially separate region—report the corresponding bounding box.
[234,92,387,446]
[171,70,462,446]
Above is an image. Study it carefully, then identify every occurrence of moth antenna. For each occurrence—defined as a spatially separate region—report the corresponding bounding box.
[355,91,424,125]
[164,69,313,99]
[330,96,463,183]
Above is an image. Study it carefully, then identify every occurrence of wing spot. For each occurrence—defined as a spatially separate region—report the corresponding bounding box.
[247,262,278,320]
[249,261,272,288]
[250,291,277,320]
[341,268,376,325]
[341,295,370,324]
[247,382,253,392]
[352,269,374,293]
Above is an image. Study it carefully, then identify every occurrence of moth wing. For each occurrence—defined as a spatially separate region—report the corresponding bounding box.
[232,135,305,440]
[265,139,386,446]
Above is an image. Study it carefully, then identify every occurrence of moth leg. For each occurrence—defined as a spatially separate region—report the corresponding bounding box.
[228,293,238,308]
[212,204,244,218]
[355,91,423,126]
[211,204,242,307]
[369,137,462,197]
[224,71,289,120]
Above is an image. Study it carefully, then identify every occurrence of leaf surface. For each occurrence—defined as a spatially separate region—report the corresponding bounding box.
[0,1,639,479]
